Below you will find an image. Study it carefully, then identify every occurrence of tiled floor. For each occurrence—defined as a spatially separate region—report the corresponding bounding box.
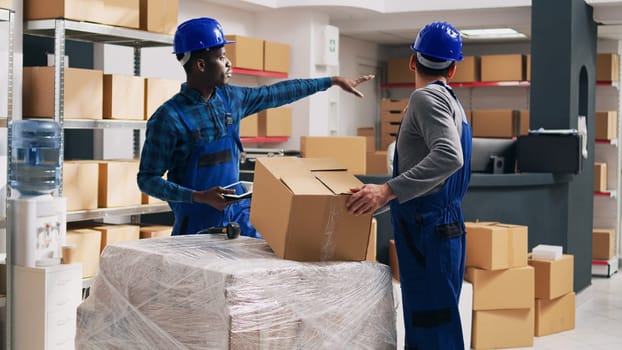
[394,271,622,349]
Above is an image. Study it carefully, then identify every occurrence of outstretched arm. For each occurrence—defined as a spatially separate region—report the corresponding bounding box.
[331,75,375,98]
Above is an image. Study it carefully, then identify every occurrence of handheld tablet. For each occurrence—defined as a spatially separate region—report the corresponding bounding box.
[222,181,253,200]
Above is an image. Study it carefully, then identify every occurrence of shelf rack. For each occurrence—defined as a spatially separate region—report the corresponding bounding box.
[381,80,618,89]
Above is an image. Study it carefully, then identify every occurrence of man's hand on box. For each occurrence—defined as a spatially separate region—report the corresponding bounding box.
[346,183,396,216]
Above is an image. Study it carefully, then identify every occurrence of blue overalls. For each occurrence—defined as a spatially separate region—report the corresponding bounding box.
[390,82,472,350]
[167,89,259,238]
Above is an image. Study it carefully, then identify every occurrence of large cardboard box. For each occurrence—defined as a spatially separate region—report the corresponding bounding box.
[139,225,173,239]
[300,136,367,175]
[24,0,105,22]
[357,127,375,152]
[594,162,608,192]
[471,109,521,138]
[144,77,180,120]
[63,160,99,211]
[240,113,258,137]
[387,57,415,84]
[139,0,178,34]
[258,107,291,137]
[225,35,264,71]
[596,53,619,82]
[98,160,142,208]
[472,308,534,349]
[102,0,139,29]
[452,55,480,83]
[93,224,140,252]
[263,41,290,73]
[250,157,373,262]
[104,74,145,120]
[465,222,528,270]
[366,151,388,175]
[592,228,616,260]
[535,292,576,336]
[595,111,617,140]
[481,54,526,82]
[528,254,574,300]
[65,229,102,278]
[23,67,103,119]
[465,266,534,310]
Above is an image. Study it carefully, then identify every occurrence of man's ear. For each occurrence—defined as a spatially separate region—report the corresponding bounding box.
[448,64,457,79]
[409,54,417,72]
[195,57,206,72]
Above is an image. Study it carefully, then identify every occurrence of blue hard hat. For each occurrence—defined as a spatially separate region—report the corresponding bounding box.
[173,17,235,54]
[411,21,463,62]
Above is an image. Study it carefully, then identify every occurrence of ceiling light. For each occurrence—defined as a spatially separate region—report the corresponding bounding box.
[460,28,526,39]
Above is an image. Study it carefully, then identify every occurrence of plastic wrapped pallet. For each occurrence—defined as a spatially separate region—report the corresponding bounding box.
[76,235,396,349]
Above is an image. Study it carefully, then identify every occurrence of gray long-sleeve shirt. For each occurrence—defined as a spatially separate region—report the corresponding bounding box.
[387,82,466,203]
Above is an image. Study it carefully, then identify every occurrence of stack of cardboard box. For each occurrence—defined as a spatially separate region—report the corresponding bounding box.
[380,98,408,150]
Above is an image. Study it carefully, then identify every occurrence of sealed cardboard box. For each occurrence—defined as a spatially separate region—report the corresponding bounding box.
[225,35,264,71]
[250,157,373,262]
[471,109,521,138]
[104,74,145,120]
[596,53,619,82]
[24,0,105,22]
[535,292,575,336]
[466,266,534,310]
[481,54,526,82]
[366,151,388,175]
[594,162,608,192]
[258,107,291,137]
[102,0,139,29]
[387,57,415,84]
[240,113,258,137]
[139,225,173,239]
[65,229,102,278]
[472,308,534,349]
[23,67,103,119]
[452,56,480,83]
[300,136,367,175]
[528,254,574,300]
[263,41,290,73]
[63,160,99,211]
[93,224,140,253]
[357,127,375,152]
[465,222,529,270]
[595,111,617,140]
[592,228,616,260]
[139,0,178,34]
[98,160,142,208]
[144,77,180,120]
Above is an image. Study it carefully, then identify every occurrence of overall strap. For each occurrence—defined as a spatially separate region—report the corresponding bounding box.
[215,88,244,153]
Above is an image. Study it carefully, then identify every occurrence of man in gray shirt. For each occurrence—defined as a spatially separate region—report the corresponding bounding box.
[346,21,472,350]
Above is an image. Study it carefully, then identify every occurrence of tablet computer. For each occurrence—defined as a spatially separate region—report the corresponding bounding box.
[222,181,253,200]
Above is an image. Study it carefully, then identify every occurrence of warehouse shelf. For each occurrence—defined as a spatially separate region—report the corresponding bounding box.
[24,19,172,47]
[241,136,289,143]
[232,67,288,78]
[381,80,617,89]
[63,119,147,130]
[596,138,618,145]
[594,190,616,198]
[66,203,170,222]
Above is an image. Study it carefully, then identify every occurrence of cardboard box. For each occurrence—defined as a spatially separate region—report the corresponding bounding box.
[465,266,534,310]
[139,225,173,239]
[225,35,264,71]
[481,54,526,82]
[472,308,534,349]
[65,229,102,278]
[528,254,574,300]
[24,0,105,22]
[366,151,388,175]
[595,111,617,140]
[258,107,291,137]
[380,98,409,113]
[452,55,480,83]
[240,113,258,137]
[98,160,142,208]
[357,127,376,152]
[250,157,373,262]
[526,54,531,80]
[381,110,404,124]
[300,136,367,175]
[263,41,290,73]
[23,67,103,119]
[144,77,180,120]
[592,228,616,260]
[596,53,619,82]
[387,57,415,84]
[381,120,400,135]
[465,222,528,270]
[535,292,576,336]
[102,0,139,29]
[139,0,178,34]
[63,160,99,211]
[104,74,145,120]
[389,239,399,281]
[519,109,530,135]
[366,218,377,262]
[471,109,521,138]
[0,0,11,10]
[93,225,140,252]
[594,162,608,192]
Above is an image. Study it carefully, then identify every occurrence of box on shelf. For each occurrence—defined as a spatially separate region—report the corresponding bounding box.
[480,54,526,82]
[224,35,264,71]
[592,228,616,260]
[380,98,409,113]
[93,224,140,253]
[535,292,576,337]
[591,255,618,277]
[240,113,258,137]
[472,308,534,349]
[144,77,181,120]
[526,54,531,80]
[104,74,145,120]
[258,107,291,137]
[250,157,373,262]
[263,41,290,73]
[23,67,103,120]
[366,151,388,175]
[452,56,480,83]
[357,127,376,152]
[102,0,139,29]
[139,0,178,34]
[471,109,521,138]
[519,110,530,135]
[594,162,608,192]
[98,160,142,208]
[465,222,528,270]
[528,254,574,300]
[466,266,534,310]
[24,0,105,23]
[139,225,173,239]
[65,229,102,278]
[596,53,619,82]
[63,160,99,211]
[595,111,617,140]
[300,136,367,175]
[387,57,415,84]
